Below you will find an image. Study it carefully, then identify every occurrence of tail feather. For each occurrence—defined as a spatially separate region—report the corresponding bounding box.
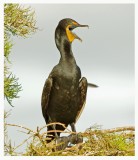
[88,82,98,88]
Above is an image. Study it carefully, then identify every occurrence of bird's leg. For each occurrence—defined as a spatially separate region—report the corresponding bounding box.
[48,120,67,150]
[70,123,83,144]
[48,116,59,138]
[48,117,68,150]
[70,122,76,132]
[52,124,59,138]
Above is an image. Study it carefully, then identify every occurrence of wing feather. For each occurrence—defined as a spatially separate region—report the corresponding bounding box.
[41,77,53,120]
[75,77,87,123]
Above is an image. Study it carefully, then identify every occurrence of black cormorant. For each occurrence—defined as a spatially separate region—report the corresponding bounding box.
[41,18,90,143]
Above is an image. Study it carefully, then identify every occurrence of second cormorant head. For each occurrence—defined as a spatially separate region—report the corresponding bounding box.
[55,18,89,50]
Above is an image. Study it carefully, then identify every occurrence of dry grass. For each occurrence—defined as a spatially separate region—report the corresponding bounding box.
[5,121,135,156]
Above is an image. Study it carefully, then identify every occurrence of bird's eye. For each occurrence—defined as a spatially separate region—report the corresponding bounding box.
[68,25,75,31]
[69,27,72,31]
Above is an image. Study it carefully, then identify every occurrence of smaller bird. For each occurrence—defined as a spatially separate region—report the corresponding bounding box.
[41,18,97,145]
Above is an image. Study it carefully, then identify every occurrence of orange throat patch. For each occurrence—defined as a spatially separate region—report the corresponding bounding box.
[66,25,76,42]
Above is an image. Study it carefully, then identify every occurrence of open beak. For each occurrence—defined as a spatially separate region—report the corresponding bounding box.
[78,24,89,28]
[72,24,89,42]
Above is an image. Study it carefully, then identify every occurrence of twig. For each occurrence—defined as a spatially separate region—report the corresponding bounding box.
[6,123,36,134]
[101,126,135,134]
[84,149,135,156]
[39,122,71,132]
[41,130,77,138]
[13,135,33,151]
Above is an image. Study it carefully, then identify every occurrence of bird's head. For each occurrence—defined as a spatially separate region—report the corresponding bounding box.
[55,18,89,44]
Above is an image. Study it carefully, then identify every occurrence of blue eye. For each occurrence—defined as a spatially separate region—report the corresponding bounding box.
[69,26,75,31]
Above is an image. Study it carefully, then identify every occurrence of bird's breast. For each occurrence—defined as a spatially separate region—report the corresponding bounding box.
[47,65,81,123]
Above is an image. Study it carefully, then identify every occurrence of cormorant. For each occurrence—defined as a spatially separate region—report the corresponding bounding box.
[41,18,89,143]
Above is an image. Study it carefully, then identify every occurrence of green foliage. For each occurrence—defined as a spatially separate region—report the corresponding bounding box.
[4,74,22,107]
[4,4,37,37]
[4,32,13,61]
[4,3,37,106]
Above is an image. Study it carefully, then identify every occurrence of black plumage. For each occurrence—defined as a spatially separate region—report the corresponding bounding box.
[41,18,89,142]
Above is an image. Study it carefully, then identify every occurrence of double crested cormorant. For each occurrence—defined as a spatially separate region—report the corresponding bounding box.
[41,18,89,143]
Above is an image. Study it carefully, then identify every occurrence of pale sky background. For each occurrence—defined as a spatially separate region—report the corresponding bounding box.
[5,4,134,152]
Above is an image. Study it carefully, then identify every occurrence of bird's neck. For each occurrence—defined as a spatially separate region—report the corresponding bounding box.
[55,29,76,64]
[59,39,76,63]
